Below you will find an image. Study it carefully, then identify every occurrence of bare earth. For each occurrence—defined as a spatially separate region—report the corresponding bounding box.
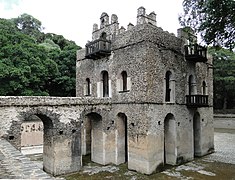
[61,129,235,180]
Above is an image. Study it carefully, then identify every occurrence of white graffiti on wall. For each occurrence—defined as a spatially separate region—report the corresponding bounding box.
[21,121,43,147]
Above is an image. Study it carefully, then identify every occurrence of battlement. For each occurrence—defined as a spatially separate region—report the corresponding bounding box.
[91,6,157,43]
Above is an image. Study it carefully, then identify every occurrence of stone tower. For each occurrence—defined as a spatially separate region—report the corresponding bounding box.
[76,7,214,174]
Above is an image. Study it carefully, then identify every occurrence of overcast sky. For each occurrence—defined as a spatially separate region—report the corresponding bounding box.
[0,0,184,47]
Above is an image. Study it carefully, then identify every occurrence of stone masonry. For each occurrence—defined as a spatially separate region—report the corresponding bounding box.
[0,6,214,176]
[76,7,214,174]
[0,96,111,176]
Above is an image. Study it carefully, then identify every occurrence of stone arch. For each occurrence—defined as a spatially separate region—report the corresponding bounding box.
[164,70,175,103]
[116,112,128,164]
[20,114,44,153]
[164,113,177,165]
[193,112,201,156]
[8,107,82,176]
[81,108,105,164]
[7,108,60,175]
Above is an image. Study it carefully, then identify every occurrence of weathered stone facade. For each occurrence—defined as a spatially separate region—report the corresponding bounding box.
[0,96,111,176]
[76,7,214,174]
[0,6,214,176]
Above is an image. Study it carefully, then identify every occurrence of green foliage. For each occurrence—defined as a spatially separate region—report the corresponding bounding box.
[0,15,81,96]
[209,47,235,109]
[179,0,235,50]
[12,13,43,41]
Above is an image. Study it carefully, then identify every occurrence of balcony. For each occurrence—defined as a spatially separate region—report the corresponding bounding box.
[186,95,209,107]
[185,44,207,63]
[85,39,111,59]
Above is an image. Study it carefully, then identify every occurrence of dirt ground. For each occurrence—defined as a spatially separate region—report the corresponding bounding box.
[61,129,235,180]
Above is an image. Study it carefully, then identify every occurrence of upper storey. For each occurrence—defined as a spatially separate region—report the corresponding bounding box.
[85,7,158,59]
[84,7,207,63]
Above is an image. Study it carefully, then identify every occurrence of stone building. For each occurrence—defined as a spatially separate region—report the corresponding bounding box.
[76,7,214,174]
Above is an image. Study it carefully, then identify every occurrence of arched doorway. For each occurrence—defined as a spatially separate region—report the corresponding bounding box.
[164,113,177,165]
[116,113,128,164]
[19,113,54,174]
[21,115,44,155]
[82,112,103,164]
[193,112,201,156]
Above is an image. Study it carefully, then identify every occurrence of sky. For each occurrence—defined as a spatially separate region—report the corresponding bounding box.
[0,0,184,48]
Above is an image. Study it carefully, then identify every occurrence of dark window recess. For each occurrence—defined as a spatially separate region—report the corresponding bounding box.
[102,71,109,97]
[165,71,171,102]
[86,78,91,96]
[122,71,127,91]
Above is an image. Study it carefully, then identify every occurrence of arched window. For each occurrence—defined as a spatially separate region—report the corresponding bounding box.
[188,75,195,95]
[85,78,91,96]
[121,71,127,91]
[102,71,109,97]
[164,71,175,103]
[202,81,207,95]
[100,32,107,39]
[117,71,131,93]
[165,71,172,102]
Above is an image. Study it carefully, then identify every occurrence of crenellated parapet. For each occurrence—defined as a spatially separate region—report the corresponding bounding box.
[137,6,157,26]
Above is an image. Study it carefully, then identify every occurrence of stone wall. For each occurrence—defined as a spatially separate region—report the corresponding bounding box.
[76,7,214,175]
[214,114,235,129]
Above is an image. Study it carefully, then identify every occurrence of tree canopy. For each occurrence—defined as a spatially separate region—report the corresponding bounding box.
[179,0,235,50]
[209,47,235,109]
[0,14,81,96]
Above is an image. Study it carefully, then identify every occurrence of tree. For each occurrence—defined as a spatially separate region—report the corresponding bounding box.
[209,47,235,109]
[179,0,235,50]
[12,13,44,41]
[0,16,81,96]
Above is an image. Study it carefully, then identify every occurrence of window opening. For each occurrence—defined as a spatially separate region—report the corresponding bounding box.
[121,71,127,91]
[202,81,206,95]
[165,71,171,102]
[86,78,91,96]
[102,71,109,97]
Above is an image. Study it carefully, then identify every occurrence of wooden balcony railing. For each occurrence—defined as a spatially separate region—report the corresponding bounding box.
[185,44,207,62]
[85,39,111,59]
[186,95,209,107]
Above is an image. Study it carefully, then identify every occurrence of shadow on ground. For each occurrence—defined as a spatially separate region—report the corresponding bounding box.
[61,129,235,180]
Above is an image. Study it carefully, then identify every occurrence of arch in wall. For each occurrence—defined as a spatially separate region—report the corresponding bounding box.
[81,112,103,164]
[20,115,43,153]
[165,71,175,102]
[164,113,177,165]
[100,32,107,39]
[101,70,109,97]
[202,81,207,95]
[193,112,201,156]
[10,108,59,175]
[116,112,128,164]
